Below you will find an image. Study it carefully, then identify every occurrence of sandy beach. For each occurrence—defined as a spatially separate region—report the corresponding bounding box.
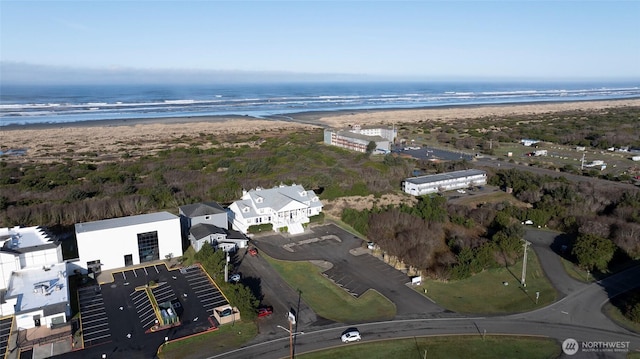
[2,99,639,163]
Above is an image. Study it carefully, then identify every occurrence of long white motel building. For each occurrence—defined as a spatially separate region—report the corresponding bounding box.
[403,169,488,196]
[323,126,397,153]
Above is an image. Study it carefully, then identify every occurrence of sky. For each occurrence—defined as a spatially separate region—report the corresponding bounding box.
[1,1,639,84]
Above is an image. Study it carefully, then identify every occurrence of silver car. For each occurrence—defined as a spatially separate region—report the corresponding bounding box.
[341,329,361,343]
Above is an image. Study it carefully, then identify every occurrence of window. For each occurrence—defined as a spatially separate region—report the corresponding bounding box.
[137,231,159,263]
[205,216,211,220]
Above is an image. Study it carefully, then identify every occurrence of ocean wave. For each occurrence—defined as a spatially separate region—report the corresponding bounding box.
[1,83,639,126]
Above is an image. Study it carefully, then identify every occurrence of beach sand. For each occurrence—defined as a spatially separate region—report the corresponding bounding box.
[2,99,639,163]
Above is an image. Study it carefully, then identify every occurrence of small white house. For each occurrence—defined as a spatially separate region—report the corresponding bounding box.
[75,212,183,273]
[229,184,323,235]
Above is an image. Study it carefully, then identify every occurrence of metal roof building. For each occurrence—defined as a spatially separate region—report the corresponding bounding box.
[403,169,487,196]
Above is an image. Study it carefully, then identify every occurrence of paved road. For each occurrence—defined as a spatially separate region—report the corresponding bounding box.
[524,229,587,297]
[206,315,640,359]
[212,227,640,359]
[475,157,640,192]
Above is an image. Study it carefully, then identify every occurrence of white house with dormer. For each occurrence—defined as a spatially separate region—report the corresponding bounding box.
[228,184,323,235]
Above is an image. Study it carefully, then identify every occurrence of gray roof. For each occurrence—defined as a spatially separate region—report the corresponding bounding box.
[179,202,226,218]
[75,211,178,234]
[190,223,226,240]
[247,185,321,212]
[336,130,387,142]
[406,169,487,185]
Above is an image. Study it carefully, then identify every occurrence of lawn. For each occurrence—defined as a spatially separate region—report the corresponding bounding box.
[298,335,561,359]
[605,288,640,334]
[418,251,558,314]
[559,257,594,283]
[263,255,396,323]
[158,321,257,359]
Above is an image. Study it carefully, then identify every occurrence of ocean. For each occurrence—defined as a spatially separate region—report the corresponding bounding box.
[1,82,639,127]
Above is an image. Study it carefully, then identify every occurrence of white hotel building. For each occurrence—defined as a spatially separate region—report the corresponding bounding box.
[323,126,397,153]
[403,169,488,196]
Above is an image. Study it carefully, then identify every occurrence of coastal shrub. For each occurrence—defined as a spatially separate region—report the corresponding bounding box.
[247,223,273,234]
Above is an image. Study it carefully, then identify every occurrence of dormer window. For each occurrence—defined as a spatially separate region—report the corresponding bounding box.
[242,207,250,213]
[256,197,263,203]
[299,191,307,197]
[312,196,319,202]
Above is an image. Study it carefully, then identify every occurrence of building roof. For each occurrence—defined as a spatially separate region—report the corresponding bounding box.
[0,226,58,254]
[75,211,178,234]
[336,130,387,142]
[231,184,322,221]
[405,169,487,185]
[6,262,69,314]
[179,202,226,218]
[244,184,322,212]
[190,223,226,240]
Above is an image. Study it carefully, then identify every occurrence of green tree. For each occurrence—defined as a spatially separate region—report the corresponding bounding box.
[366,141,377,155]
[572,233,616,272]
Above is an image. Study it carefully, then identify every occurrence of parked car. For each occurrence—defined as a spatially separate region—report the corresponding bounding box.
[457,189,466,194]
[257,306,273,318]
[248,247,258,256]
[229,273,241,283]
[367,242,375,250]
[219,307,233,317]
[341,329,361,343]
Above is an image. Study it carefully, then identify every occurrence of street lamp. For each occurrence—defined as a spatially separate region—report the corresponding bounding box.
[278,312,305,359]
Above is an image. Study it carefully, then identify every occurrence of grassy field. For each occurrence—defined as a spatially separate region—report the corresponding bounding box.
[298,335,561,359]
[263,255,396,323]
[604,301,640,334]
[158,321,257,359]
[418,251,557,314]
[559,257,594,283]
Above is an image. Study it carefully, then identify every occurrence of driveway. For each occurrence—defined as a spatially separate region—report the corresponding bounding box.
[524,228,588,297]
[250,224,446,319]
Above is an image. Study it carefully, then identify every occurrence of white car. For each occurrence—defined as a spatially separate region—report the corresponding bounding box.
[457,189,466,194]
[229,273,241,283]
[341,329,361,343]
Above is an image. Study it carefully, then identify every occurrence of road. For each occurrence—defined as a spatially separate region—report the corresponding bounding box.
[212,227,640,359]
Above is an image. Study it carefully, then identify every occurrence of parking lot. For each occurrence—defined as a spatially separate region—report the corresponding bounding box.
[77,285,111,347]
[66,262,229,359]
[0,317,13,358]
[250,224,444,318]
[180,265,229,316]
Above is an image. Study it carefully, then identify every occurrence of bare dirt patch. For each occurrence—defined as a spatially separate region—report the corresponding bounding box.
[322,193,418,219]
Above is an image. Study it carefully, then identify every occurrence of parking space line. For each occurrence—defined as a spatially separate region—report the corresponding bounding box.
[84,324,109,333]
[136,305,152,314]
[82,317,104,324]
[86,333,111,341]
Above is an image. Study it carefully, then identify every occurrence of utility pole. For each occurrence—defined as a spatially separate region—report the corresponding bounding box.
[521,240,530,287]
[288,311,296,359]
[581,153,585,170]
